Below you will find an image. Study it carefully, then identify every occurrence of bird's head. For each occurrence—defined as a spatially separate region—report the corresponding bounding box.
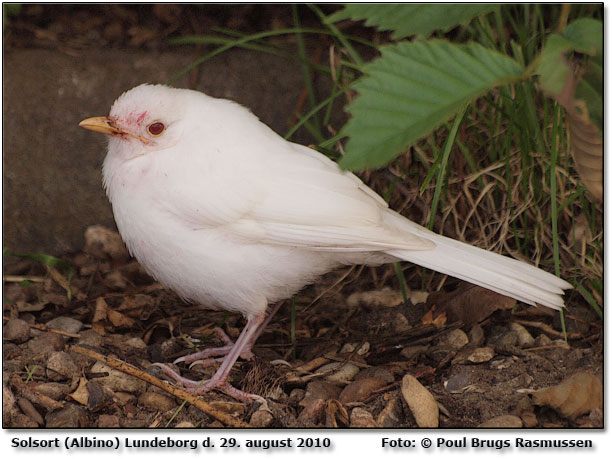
[79,84,190,161]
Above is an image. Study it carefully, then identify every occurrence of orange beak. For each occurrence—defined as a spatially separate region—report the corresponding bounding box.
[79,116,149,144]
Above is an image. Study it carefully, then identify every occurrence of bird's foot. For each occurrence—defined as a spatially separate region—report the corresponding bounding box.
[153,363,263,402]
[174,327,253,366]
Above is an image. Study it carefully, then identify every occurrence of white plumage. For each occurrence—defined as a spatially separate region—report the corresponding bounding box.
[80,84,571,400]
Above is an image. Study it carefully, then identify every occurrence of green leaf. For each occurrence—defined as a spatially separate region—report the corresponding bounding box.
[536,34,575,95]
[563,18,603,56]
[328,4,498,39]
[338,40,524,170]
[536,18,602,96]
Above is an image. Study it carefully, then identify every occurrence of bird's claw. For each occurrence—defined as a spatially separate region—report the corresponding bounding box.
[152,362,262,402]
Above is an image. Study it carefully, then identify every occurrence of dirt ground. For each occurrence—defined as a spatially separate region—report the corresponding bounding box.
[3,4,603,429]
[2,227,603,428]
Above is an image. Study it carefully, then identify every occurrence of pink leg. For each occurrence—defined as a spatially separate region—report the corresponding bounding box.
[175,328,240,365]
[155,302,284,402]
[181,302,283,367]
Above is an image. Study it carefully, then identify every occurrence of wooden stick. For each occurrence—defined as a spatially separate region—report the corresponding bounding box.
[513,319,581,340]
[29,322,81,338]
[2,317,82,339]
[71,345,251,428]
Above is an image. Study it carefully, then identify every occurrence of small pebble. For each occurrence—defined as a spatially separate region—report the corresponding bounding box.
[300,381,341,407]
[467,347,495,364]
[77,329,104,348]
[401,374,439,428]
[27,333,65,357]
[33,382,70,400]
[98,414,121,428]
[400,345,429,361]
[45,317,83,335]
[46,351,78,381]
[534,334,553,347]
[339,377,386,404]
[250,408,275,428]
[437,329,469,351]
[91,361,146,393]
[124,337,147,350]
[349,407,379,427]
[3,319,30,343]
[45,404,88,428]
[318,362,360,383]
[444,372,471,393]
[138,392,177,412]
[17,398,44,426]
[509,322,535,348]
[355,366,394,384]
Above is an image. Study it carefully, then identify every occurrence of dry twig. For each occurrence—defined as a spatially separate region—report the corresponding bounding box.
[71,345,251,427]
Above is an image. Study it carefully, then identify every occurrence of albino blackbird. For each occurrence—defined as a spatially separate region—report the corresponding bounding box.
[80,84,571,400]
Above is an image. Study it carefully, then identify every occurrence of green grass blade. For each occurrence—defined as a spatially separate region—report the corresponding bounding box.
[428,105,467,229]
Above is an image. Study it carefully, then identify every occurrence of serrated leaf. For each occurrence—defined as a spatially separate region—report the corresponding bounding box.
[328,4,498,39]
[338,40,524,170]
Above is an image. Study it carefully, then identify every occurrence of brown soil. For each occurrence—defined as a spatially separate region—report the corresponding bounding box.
[2,241,603,428]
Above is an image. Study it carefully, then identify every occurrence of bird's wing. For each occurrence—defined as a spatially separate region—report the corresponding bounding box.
[160,128,432,252]
[244,142,434,251]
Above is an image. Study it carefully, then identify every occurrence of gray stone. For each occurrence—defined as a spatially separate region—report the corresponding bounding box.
[45,404,88,428]
[45,316,83,335]
[138,391,177,412]
[46,351,78,381]
[27,332,65,356]
[32,382,70,401]
[3,319,30,343]
[3,48,321,254]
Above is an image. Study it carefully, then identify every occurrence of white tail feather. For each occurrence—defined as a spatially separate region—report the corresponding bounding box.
[385,212,572,310]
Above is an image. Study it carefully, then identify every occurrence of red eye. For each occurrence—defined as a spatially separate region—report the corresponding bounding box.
[147,122,165,136]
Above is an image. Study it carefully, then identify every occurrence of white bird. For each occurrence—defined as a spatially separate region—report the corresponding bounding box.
[80,84,572,401]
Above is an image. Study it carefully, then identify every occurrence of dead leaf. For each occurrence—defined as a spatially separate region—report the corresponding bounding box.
[553,68,602,201]
[566,100,603,201]
[118,294,155,319]
[107,308,136,328]
[421,307,447,326]
[68,377,89,405]
[48,267,85,301]
[93,296,136,330]
[93,297,109,323]
[84,225,129,261]
[530,371,602,419]
[426,285,516,327]
[401,374,439,427]
[325,399,349,427]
